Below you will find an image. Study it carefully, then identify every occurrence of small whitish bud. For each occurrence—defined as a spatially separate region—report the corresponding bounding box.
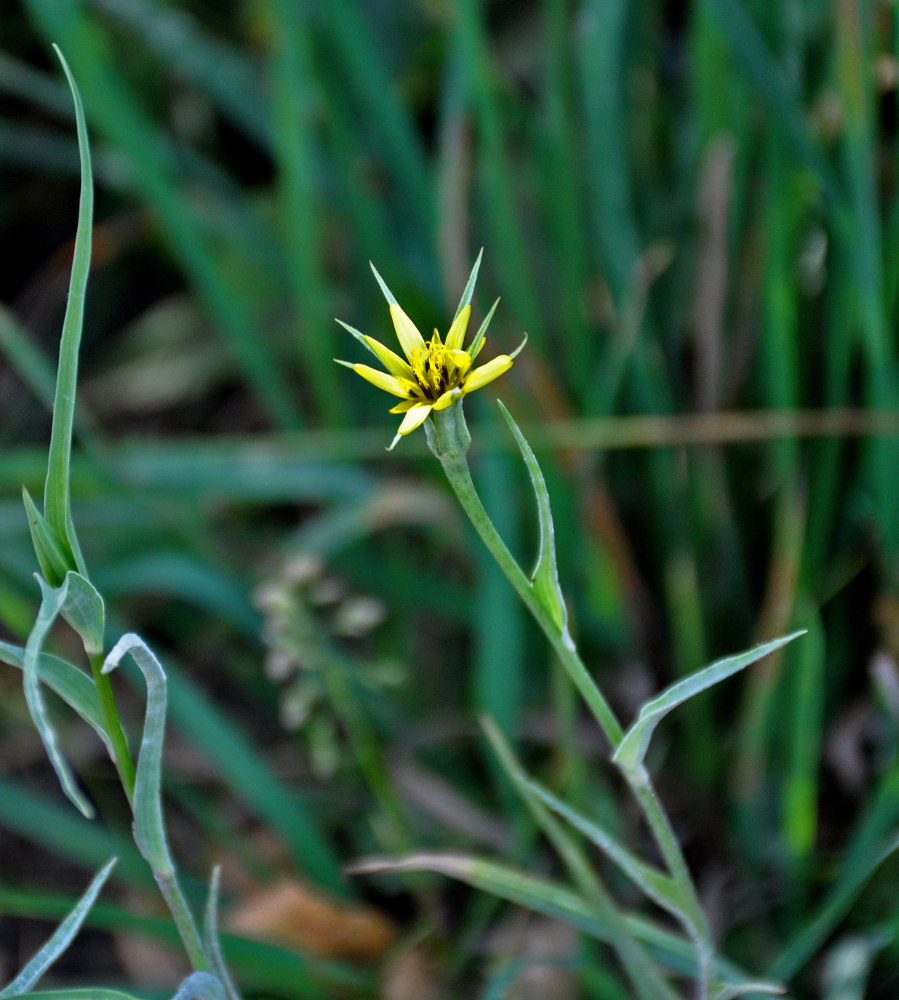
[265,648,298,681]
[333,596,386,638]
[280,683,317,730]
[283,553,323,586]
[253,580,288,613]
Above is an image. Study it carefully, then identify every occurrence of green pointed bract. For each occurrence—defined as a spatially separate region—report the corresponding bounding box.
[22,487,76,588]
[453,247,484,323]
[0,857,117,999]
[369,260,400,306]
[466,297,499,359]
[497,402,569,637]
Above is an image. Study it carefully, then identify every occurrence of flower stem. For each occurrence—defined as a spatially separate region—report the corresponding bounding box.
[154,867,210,973]
[89,652,136,807]
[630,770,713,999]
[438,450,623,749]
[434,411,712,995]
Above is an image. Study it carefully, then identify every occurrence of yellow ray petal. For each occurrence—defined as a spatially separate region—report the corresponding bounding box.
[445,304,471,351]
[389,304,426,361]
[432,389,459,411]
[352,364,415,398]
[389,399,420,414]
[364,336,414,380]
[461,355,513,394]
[396,401,433,435]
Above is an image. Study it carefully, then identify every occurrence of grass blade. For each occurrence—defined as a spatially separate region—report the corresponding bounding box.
[102,633,207,970]
[23,575,97,817]
[0,858,116,998]
[497,400,569,635]
[42,46,90,577]
[102,634,170,873]
[0,640,107,748]
[614,632,805,775]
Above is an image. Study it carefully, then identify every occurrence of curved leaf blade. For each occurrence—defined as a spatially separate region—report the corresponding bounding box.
[613,632,805,775]
[203,867,241,1000]
[0,640,109,752]
[497,401,569,636]
[524,777,682,917]
[24,575,95,817]
[0,858,116,998]
[43,46,91,577]
[102,633,170,873]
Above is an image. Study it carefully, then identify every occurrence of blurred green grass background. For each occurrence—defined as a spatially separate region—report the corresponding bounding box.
[4,0,899,996]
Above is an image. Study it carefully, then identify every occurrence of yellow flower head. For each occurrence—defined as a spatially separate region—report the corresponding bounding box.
[337,254,524,450]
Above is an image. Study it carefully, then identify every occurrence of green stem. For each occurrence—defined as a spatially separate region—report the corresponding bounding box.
[89,652,136,807]
[438,451,623,749]
[430,405,711,996]
[154,867,210,973]
[630,771,713,1000]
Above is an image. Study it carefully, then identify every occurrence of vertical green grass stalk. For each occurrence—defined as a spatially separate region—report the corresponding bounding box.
[268,0,341,427]
[47,46,136,805]
[452,0,544,345]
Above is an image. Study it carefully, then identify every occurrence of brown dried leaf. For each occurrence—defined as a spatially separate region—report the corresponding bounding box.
[226,877,396,961]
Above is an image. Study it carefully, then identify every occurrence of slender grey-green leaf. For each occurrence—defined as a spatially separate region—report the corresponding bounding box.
[352,853,772,986]
[351,852,684,987]
[204,867,241,1000]
[24,575,95,818]
[482,717,681,1000]
[102,633,170,873]
[0,858,116,998]
[497,401,569,635]
[43,46,90,577]
[453,248,484,321]
[820,934,889,1000]
[0,640,109,752]
[350,851,612,935]
[103,633,208,969]
[614,632,805,775]
[524,778,682,917]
